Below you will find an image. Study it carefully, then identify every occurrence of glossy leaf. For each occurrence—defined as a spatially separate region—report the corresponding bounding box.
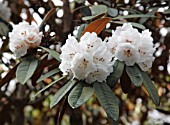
[91,5,107,15]
[16,57,38,85]
[139,8,158,24]
[79,6,92,17]
[93,81,119,121]
[50,80,76,108]
[107,60,124,88]
[37,68,60,83]
[82,13,106,21]
[112,14,156,20]
[77,24,87,40]
[126,65,143,87]
[0,22,9,36]
[164,9,170,14]
[107,8,118,17]
[40,46,61,62]
[141,71,160,106]
[82,17,112,35]
[68,81,94,108]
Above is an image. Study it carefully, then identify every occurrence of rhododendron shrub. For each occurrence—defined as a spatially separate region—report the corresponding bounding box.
[0,2,162,124]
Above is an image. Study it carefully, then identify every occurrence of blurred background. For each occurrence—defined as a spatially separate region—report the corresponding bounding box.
[0,0,170,125]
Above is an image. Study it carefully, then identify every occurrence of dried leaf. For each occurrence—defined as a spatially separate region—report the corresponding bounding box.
[82,17,112,35]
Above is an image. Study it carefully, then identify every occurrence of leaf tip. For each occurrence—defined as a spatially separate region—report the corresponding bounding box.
[50,103,54,109]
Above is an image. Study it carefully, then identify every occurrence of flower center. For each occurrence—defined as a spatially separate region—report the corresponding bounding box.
[138,49,146,55]
[90,70,100,77]
[69,53,76,59]
[15,44,24,49]
[78,58,89,69]
[28,35,35,41]
[142,62,147,67]
[124,49,133,57]
[87,44,93,49]
[126,39,132,43]
[21,31,27,36]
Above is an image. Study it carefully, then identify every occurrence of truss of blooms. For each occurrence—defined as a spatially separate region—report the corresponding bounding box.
[0,1,11,21]
[59,24,155,83]
[59,32,114,84]
[107,23,155,71]
[9,22,42,57]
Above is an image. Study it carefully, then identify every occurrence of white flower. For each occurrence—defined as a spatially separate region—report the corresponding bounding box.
[59,33,114,83]
[85,66,110,83]
[118,29,140,46]
[115,43,140,66]
[59,61,72,76]
[107,35,120,55]
[80,32,102,54]
[93,42,113,72]
[108,23,140,55]
[108,23,155,71]
[9,39,28,58]
[9,22,42,57]
[138,57,155,71]
[114,23,134,35]
[137,30,155,62]
[115,23,140,46]
[60,36,81,62]
[71,52,95,80]
[0,1,11,20]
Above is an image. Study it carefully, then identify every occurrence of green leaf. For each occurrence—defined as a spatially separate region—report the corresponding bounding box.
[37,68,60,83]
[112,14,157,20]
[0,22,9,36]
[107,8,118,17]
[68,81,94,108]
[16,57,38,85]
[107,60,124,88]
[111,21,146,30]
[139,8,158,24]
[164,9,170,14]
[50,80,76,108]
[77,24,88,40]
[93,81,119,121]
[40,46,61,62]
[91,5,107,15]
[126,65,143,87]
[82,13,106,21]
[31,75,66,101]
[79,6,92,17]
[141,72,160,106]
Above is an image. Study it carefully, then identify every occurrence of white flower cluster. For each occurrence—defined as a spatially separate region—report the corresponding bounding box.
[59,32,114,84]
[107,23,155,71]
[0,1,11,21]
[9,22,42,57]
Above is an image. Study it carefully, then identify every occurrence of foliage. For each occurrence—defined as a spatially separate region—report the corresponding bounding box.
[0,0,170,125]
